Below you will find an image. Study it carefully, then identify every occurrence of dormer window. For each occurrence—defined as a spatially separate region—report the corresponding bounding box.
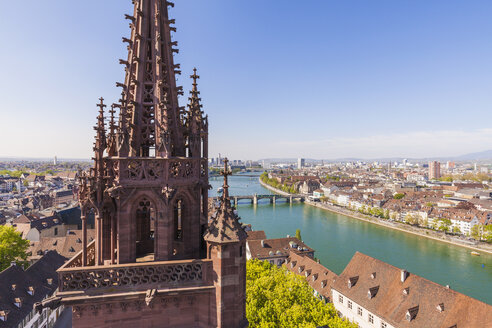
[312,273,318,282]
[298,266,304,273]
[11,284,16,291]
[321,280,327,288]
[46,278,53,285]
[305,269,311,277]
[69,247,75,252]
[76,238,82,243]
[290,261,296,269]
[406,306,419,321]
[368,286,379,299]
[348,276,359,289]
[403,287,409,295]
[27,286,34,296]
[437,303,444,313]
[14,298,22,308]
[371,272,376,279]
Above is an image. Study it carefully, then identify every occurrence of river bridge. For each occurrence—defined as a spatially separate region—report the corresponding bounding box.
[212,194,305,205]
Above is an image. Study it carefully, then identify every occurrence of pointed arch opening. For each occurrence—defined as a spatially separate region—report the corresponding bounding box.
[135,197,156,258]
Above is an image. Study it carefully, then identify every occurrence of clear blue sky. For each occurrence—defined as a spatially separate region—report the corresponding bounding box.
[1,0,492,160]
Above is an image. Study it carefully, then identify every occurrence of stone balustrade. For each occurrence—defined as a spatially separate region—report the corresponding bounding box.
[58,258,213,293]
[63,240,96,268]
[105,158,208,185]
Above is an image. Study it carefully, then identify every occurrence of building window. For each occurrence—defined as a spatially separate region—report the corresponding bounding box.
[368,314,374,324]
[381,322,387,328]
[358,307,363,316]
[339,295,344,304]
[54,227,58,236]
[348,300,352,309]
[239,246,243,257]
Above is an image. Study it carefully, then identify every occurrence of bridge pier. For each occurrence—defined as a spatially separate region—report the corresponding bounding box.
[253,194,258,205]
[289,196,293,204]
[234,197,238,207]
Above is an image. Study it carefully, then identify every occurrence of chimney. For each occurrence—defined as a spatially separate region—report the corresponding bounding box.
[10,261,16,267]
[401,269,408,282]
[261,240,265,248]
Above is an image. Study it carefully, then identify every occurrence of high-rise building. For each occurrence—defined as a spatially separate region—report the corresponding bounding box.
[446,161,455,170]
[53,156,58,165]
[429,161,441,180]
[40,2,248,327]
[298,158,305,169]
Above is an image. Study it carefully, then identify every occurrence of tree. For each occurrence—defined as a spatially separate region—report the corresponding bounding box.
[438,219,451,233]
[246,260,357,328]
[470,224,483,240]
[405,214,418,226]
[452,226,462,235]
[484,225,492,242]
[393,193,405,200]
[0,226,29,271]
[295,229,302,241]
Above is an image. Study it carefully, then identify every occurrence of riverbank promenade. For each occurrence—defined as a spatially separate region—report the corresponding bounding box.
[260,178,492,255]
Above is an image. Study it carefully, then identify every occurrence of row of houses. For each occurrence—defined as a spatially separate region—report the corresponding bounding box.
[245,231,492,328]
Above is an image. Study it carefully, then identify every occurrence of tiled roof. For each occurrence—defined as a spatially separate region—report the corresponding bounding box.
[0,251,65,328]
[28,229,95,260]
[332,252,492,327]
[204,198,247,244]
[285,251,338,300]
[247,237,314,259]
[55,206,95,228]
[246,230,267,241]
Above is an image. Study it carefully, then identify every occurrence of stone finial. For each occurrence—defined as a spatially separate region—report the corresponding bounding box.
[220,158,232,201]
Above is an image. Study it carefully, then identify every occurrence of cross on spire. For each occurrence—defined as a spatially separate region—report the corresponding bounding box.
[191,68,200,91]
[220,158,231,200]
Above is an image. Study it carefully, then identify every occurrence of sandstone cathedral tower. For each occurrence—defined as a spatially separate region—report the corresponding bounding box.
[40,1,248,327]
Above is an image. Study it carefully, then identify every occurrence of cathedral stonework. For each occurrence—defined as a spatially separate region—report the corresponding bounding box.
[48,1,248,327]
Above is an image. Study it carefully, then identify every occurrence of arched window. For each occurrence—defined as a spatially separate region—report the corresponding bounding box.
[136,198,154,257]
[174,199,183,241]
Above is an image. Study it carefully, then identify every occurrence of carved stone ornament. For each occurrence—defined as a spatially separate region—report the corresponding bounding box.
[162,185,176,204]
[145,289,157,307]
[73,306,84,318]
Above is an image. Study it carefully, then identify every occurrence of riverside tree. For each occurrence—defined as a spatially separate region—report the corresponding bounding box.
[295,229,302,241]
[246,260,357,328]
[0,225,29,271]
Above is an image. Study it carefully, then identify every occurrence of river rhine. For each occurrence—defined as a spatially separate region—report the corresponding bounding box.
[209,174,492,305]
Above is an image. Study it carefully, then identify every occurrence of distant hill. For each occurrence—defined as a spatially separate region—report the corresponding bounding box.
[455,150,492,161]
[259,150,492,164]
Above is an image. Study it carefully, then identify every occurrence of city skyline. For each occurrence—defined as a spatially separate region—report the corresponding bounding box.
[1,0,492,159]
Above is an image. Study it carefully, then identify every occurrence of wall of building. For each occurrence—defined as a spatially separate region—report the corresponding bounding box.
[331,289,393,328]
[70,292,216,328]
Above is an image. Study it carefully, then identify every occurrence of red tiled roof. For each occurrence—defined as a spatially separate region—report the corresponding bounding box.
[285,251,338,301]
[332,252,492,327]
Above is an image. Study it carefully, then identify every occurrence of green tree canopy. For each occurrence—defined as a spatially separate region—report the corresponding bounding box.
[246,260,357,328]
[295,229,302,241]
[0,226,29,271]
[393,193,405,200]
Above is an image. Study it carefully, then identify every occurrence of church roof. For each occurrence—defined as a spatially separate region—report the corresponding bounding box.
[204,198,247,244]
